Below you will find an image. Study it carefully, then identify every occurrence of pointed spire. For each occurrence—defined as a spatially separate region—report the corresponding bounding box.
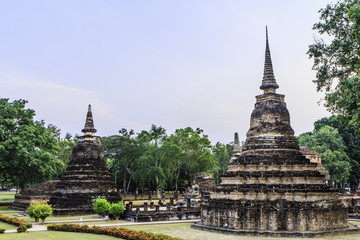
[81,104,97,135]
[260,26,279,91]
[233,132,241,153]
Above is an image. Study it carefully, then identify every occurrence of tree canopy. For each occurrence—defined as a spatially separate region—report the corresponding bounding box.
[308,0,360,130]
[0,98,65,190]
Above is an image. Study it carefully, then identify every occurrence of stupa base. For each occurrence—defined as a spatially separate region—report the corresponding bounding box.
[191,222,360,238]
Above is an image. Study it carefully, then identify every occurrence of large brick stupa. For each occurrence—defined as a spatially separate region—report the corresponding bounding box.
[193,28,356,237]
[49,105,121,215]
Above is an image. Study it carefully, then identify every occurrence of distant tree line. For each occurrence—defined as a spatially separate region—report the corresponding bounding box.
[0,98,233,193]
[101,125,233,197]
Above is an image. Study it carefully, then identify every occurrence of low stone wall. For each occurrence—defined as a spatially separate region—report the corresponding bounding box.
[124,199,200,222]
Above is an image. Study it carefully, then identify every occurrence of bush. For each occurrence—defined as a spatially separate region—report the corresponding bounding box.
[0,228,5,233]
[27,203,39,222]
[93,198,110,217]
[109,201,125,220]
[47,223,183,240]
[0,214,32,228]
[17,224,27,233]
[33,202,53,224]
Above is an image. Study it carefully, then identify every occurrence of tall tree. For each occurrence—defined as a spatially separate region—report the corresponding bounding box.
[0,98,64,191]
[313,115,360,189]
[168,127,214,188]
[133,125,169,197]
[101,128,143,195]
[212,142,233,185]
[308,0,360,130]
[297,125,351,187]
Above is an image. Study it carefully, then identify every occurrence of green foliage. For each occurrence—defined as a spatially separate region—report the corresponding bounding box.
[56,133,77,165]
[313,115,360,188]
[27,203,39,222]
[167,127,214,188]
[212,142,233,185]
[109,201,125,220]
[102,125,226,193]
[101,129,144,195]
[31,202,53,223]
[93,198,110,216]
[0,228,5,233]
[17,224,27,233]
[308,0,360,132]
[298,125,351,185]
[0,98,65,190]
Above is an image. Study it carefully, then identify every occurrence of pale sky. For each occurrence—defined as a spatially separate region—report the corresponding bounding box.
[0,0,334,144]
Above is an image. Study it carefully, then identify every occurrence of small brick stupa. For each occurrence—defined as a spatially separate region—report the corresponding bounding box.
[50,105,121,215]
[193,28,356,237]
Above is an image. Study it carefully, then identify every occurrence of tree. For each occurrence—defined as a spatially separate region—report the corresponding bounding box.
[56,133,77,165]
[133,125,173,198]
[212,142,233,185]
[101,129,143,195]
[109,201,125,220]
[168,127,214,188]
[93,198,110,217]
[308,0,360,131]
[313,115,360,189]
[297,125,351,186]
[0,98,64,191]
[28,202,53,224]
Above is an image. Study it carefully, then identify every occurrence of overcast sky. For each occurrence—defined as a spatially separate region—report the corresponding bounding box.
[0,0,335,144]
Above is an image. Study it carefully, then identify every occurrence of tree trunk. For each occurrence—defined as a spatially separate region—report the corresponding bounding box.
[155,175,161,198]
[123,171,127,197]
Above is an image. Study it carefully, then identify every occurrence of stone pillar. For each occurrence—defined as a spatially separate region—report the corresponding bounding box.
[149,202,154,209]
[155,206,159,212]
[144,202,148,212]
[148,191,152,201]
[174,191,178,201]
[187,198,191,208]
[170,197,174,206]
[161,190,166,201]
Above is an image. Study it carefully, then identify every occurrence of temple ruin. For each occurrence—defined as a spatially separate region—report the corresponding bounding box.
[49,105,121,215]
[192,28,357,237]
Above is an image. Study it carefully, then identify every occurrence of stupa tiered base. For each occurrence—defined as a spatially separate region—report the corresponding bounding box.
[194,28,356,237]
[49,105,121,215]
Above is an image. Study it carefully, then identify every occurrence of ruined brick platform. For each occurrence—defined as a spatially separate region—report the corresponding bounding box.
[194,28,356,237]
[49,105,121,215]
[11,180,59,210]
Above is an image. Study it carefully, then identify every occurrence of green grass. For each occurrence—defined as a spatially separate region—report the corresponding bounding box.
[0,231,118,239]
[2,213,101,223]
[0,221,17,230]
[350,221,360,226]
[125,222,360,240]
[0,192,15,202]
[0,206,16,212]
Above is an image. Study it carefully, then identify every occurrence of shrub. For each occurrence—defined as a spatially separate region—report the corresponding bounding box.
[93,198,110,217]
[0,214,32,228]
[27,203,39,222]
[33,202,53,224]
[109,201,125,220]
[47,223,183,240]
[0,228,5,233]
[17,224,27,233]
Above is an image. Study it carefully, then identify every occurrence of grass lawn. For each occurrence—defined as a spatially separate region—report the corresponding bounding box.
[0,221,17,230]
[1,213,101,223]
[0,206,17,212]
[0,231,118,239]
[0,192,15,202]
[125,222,360,240]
